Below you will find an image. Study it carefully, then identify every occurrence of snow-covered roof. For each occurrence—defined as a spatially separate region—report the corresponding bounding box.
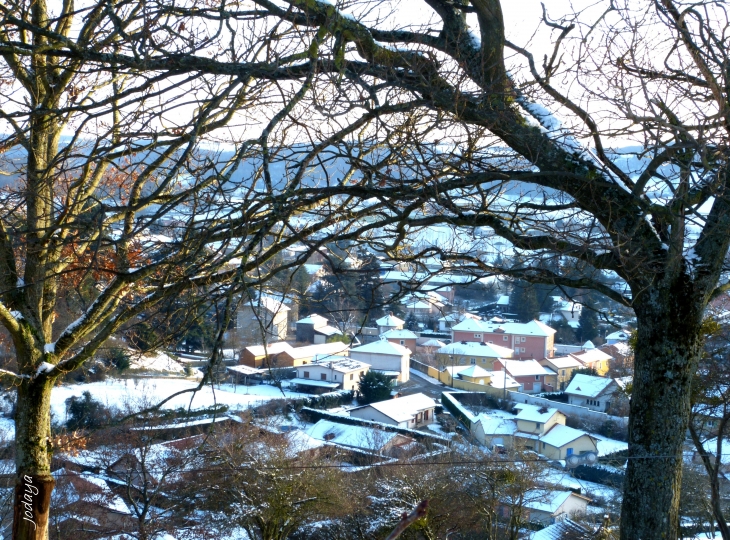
[606,330,630,341]
[497,295,510,306]
[421,339,446,347]
[314,325,342,336]
[475,413,517,436]
[308,355,370,373]
[243,342,293,357]
[381,329,418,339]
[542,356,583,369]
[364,393,437,424]
[296,313,330,326]
[582,340,596,349]
[284,342,350,359]
[488,371,520,389]
[290,378,340,389]
[514,403,561,423]
[306,420,401,451]
[500,359,553,377]
[227,365,264,376]
[438,312,480,323]
[571,348,613,364]
[539,424,596,448]
[456,365,492,378]
[528,519,590,540]
[437,341,514,358]
[350,340,411,356]
[451,318,556,337]
[565,374,616,398]
[523,490,590,514]
[376,314,405,327]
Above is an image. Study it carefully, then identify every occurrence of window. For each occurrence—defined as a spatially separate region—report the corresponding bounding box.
[350,373,354,380]
[482,358,487,363]
[474,333,482,339]
[303,371,310,378]
[424,410,429,420]
[521,337,526,343]
[542,442,546,449]
[470,358,476,364]
[561,370,566,376]
[535,375,540,380]
[503,336,508,341]
[535,422,542,429]
[400,340,405,345]
[566,448,574,456]
[321,373,327,380]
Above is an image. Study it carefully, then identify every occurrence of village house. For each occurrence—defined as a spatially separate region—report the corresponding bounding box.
[349,339,411,383]
[442,365,520,390]
[240,342,294,368]
[521,490,592,525]
[539,356,585,391]
[401,291,450,318]
[605,329,630,344]
[570,348,613,376]
[380,328,418,353]
[512,404,598,459]
[375,313,405,334]
[436,340,514,370]
[274,342,350,368]
[291,356,370,393]
[438,312,481,332]
[451,318,556,359]
[492,359,557,393]
[295,314,343,344]
[236,296,290,344]
[565,374,621,412]
[349,393,437,428]
[305,419,416,456]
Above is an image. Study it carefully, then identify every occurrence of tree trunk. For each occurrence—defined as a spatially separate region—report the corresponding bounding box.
[620,285,704,540]
[13,377,55,540]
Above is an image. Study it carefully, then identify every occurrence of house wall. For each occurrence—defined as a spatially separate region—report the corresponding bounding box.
[349,351,410,382]
[568,388,618,412]
[542,435,598,460]
[236,305,288,345]
[386,337,417,353]
[436,353,498,370]
[451,331,550,359]
[295,364,367,391]
[515,412,564,436]
[512,375,554,393]
[349,406,409,428]
[241,351,293,368]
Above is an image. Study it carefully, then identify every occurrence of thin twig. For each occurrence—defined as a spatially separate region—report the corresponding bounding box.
[384,500,429,540]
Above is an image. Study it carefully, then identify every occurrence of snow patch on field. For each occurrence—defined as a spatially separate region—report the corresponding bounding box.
[129,351,186,373]
[49,378,314,422]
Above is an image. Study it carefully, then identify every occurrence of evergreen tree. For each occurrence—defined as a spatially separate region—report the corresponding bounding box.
[358,371,394,404]
[404,312,419,331]
[510,281,540,323]
[355,254,385,323]
[578,305,600,343]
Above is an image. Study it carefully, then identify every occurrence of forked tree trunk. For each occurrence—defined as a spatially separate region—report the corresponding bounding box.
[13,375,55,540]
[620,284,704,540]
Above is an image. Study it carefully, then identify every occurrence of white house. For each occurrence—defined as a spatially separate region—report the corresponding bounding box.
[522,490,592,525]
[349,393,437,428]
[305,419,414,455]
[349,339,411,383]
[438,312,480,332]
[375,314,405,334]
[606,329,631,344]
[565,374,620,412]
[292,356,370,393]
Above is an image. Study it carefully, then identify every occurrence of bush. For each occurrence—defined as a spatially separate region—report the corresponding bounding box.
[65,391,114,431]
[358,371,393,404]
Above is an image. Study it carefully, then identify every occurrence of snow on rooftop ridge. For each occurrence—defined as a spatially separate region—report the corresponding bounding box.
[366,393,437,423]
[351,340,411,355]
[565,374,616,398]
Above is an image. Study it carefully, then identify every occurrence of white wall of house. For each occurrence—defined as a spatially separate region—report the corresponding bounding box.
[348,352,410,382]
[349,407,409,428]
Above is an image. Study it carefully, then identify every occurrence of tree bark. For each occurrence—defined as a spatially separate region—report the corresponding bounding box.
[13,376,55,540]
[620,284,704,540]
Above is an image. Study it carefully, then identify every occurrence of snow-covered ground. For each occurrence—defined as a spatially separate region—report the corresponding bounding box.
[48,378,312,422]
[128,350,189,373]
[543,468,620,502]
[409,368,443,386]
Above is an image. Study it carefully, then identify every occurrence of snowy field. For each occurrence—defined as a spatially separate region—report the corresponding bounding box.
[48,378,312,423]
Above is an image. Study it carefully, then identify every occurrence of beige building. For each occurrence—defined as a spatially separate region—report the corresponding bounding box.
[292,356,370,393]
[236,297,290,345]
[522,490,592,525]
[436,341,514,371]
[512,404,598,459]
[540,355,584,391]
[276,342,350,367]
